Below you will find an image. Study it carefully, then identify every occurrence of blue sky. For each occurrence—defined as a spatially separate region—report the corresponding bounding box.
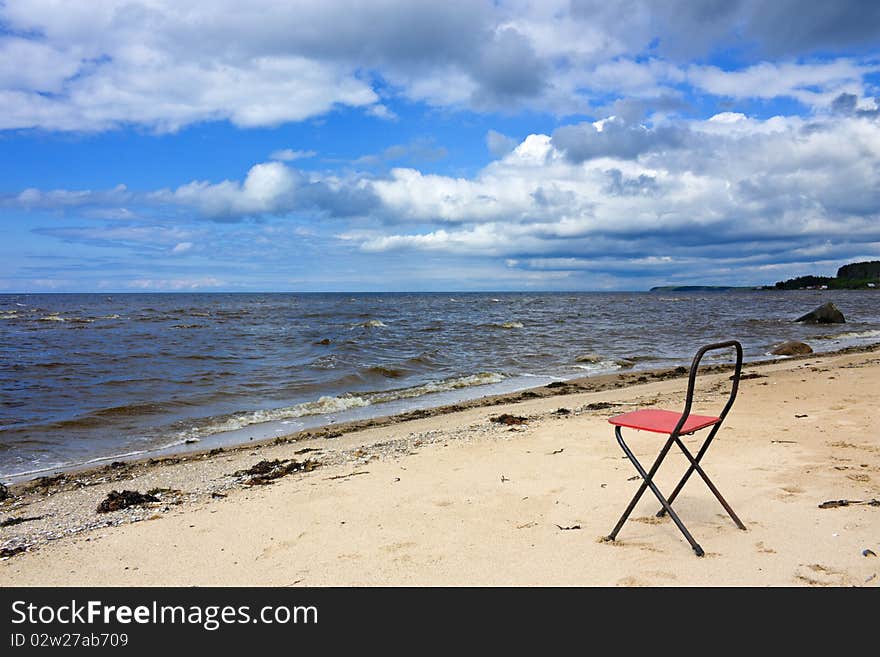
[1,0,879,292]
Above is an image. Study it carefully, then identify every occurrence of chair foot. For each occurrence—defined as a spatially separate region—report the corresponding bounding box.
[655,508,667,518]
[693,545,705,557]
[600,535,616,543]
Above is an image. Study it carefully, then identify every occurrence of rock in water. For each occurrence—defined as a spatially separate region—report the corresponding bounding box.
[795,302,845,323]
[771,340,813,356]
[0,482,8,501]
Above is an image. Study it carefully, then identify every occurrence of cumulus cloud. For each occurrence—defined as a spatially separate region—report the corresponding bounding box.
[153,162,300,219]
[12,161,379,222]
[831,92,880,118]
[551,117,689,162]
[2,0,878,132]
[347,113,880,282]
[16,112,880,255]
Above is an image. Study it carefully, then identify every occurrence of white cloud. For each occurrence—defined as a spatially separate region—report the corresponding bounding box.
[152,161,299,218]
[3,1,878,132]
[351,113,880,267]
[11,109,880,286]
[127,277,224,290]
[11,184,131,209]
[688,59,878,108]
[269,149,317,162]
[0,37,81,93]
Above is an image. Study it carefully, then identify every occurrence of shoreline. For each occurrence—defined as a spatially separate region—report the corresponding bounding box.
[1,342,879,585]
[4,341,878,489]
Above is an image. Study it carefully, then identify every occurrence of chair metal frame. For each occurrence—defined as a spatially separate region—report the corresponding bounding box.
[605,340,746,557]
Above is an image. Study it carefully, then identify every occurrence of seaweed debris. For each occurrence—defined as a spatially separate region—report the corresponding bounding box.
[232,459,320,485]
[0,516,44,527]
[96,490,159,514]
[818,499,880,509]
[490,414,528,426]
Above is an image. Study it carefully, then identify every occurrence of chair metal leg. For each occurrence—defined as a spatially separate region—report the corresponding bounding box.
[656,423,720,516]
[655,425,746,531]
[670,437,746,530]
[606,427,704,557]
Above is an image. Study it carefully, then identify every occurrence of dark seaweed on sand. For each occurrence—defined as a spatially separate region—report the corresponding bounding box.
[0,516,44,527]
[490,414,528,425]
[96,490,159,514]
[232,459,320,485]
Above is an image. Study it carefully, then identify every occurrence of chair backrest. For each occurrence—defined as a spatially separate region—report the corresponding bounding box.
[674,340,743,436]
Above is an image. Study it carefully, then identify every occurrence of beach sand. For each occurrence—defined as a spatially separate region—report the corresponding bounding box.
[1,346,878,587]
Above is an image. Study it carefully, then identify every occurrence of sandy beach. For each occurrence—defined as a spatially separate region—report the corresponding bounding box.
[1,346,878,587]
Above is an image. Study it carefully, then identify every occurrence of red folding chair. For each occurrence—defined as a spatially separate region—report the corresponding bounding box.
[604,340,746,556]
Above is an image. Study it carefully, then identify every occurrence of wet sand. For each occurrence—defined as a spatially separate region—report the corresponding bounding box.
[1,345,878,586]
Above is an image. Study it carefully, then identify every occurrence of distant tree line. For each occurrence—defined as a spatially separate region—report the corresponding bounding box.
[774,260,880,290]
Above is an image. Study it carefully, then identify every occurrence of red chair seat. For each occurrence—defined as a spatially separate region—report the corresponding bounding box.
[609,409,720,435]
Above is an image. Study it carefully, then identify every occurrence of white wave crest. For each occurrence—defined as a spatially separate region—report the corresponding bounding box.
[354,319,386,328]
[180,372,505,440]
[571,359,622,373]
[816,329,880,340]
[181,395,373,439]
[369,372,505,404]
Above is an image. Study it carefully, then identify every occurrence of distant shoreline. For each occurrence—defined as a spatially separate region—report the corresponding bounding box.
[649,285,760,292]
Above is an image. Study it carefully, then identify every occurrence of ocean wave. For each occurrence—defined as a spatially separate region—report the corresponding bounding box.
[362,366,407,379]
[178,395,372,439]
[627,354,662,362]
[368,371,505,404]
[31,362,68,370]
[35,400,192,431]
[353,319,386,328]
[813,329,880,341]
[38,314,66,322]
[571,359,622,373]
[310,354,339,369]
[177,371,505,440]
